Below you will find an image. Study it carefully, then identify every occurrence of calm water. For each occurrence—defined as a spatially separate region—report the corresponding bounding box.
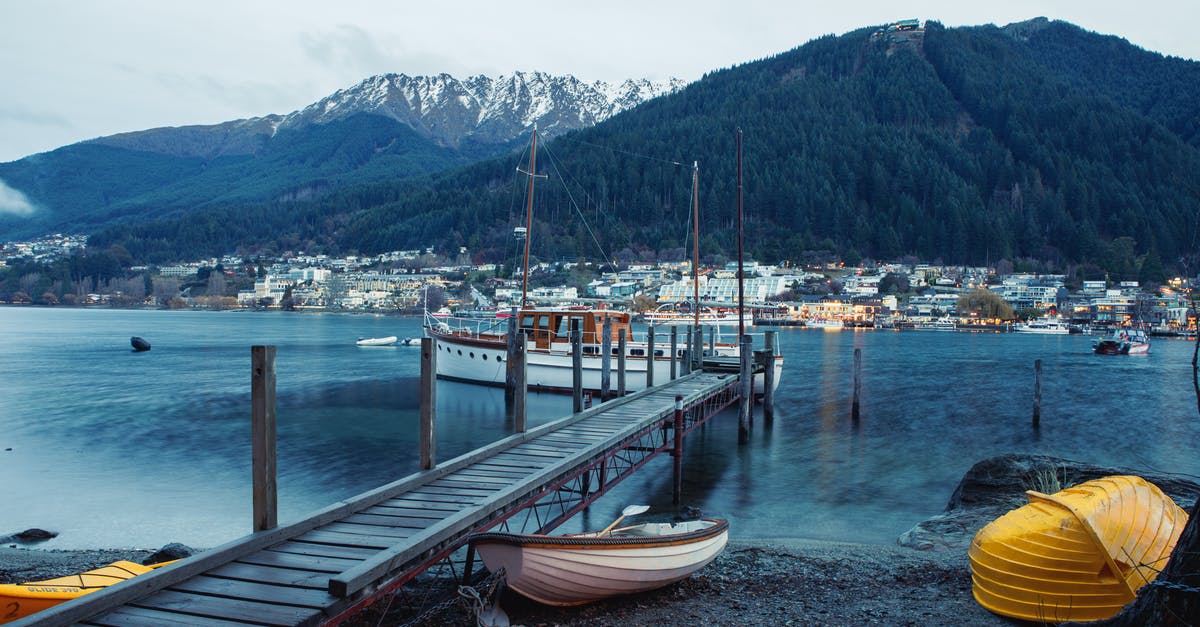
[1,307,1197,550]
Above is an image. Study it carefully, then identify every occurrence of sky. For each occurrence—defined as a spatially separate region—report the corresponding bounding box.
[1,0,1197,165]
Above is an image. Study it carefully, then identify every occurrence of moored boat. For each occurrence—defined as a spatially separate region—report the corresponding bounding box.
[0,560,175,624]
[355,335,398,346]
[1093,328,1150,355]
[803,317,844,330]
[1013,316,1070,335]
[470,518,729,606]
[968,475,1187,622]
[641,303,753,327]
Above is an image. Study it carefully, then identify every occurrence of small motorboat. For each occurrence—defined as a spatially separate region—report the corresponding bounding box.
[969,475,1187,622]
[130,336,151,352]
[0,559,176,624]
[1093,328,1150,355]
[355,336,398,346]
[470,510,728,606]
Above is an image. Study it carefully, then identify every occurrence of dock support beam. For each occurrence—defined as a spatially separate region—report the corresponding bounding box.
[763,330,776,425]
[673,395,684,505]
[670,326,678,380]
[252,345,277,532]
[617,329,627,397]
[572,319,583,413]
[514,339,527,432]
[601,315,612,401]
[504,307,518,405]
[738,334,752,444]
[852,347,862,424]
[646,325,655,388]
[420,337,437,470]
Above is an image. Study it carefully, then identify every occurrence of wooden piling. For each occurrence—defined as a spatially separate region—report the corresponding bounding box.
[617,329,627,397]
[420,337,437,470]
[763,330,776,425]
[738,334,752,444]
[514,339,527,432]
[601,315,612,401]
[851,347,862,423]
[670,326,678,380]
[504,307,518,404]
[1033,359,1042,427]
[572,319,583,413]
[251,345,277,532]
[646,325,655,388]
[673,395,684,505]
[708,327,715,358]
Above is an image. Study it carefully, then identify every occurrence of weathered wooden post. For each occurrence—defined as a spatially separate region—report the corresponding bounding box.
[420,337,437,470]
[670,326,679,380]
[693,327,703,371]
[572,319,583,413]
[708,327,715,357]
[763,330,776,425]
[251,345,277,532]
[646,325,656,388]
[504,306,519,405]
[514,339,527,432]
[673,395,685,505]
[1033,359,1042,427]
[738,334,752,444]
[601,315,612,401]
[851,347,863,423]
[617,328,627,397]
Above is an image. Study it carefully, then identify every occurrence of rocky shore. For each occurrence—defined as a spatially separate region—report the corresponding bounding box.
[4,454,1198,626]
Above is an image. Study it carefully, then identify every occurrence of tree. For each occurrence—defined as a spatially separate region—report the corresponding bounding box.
[957,288,1015,320]
[878,272,911,294]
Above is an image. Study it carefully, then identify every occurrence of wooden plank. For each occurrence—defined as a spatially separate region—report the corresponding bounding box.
[209,562,331,589]
[170,575,335,608]
[132,589,322,626]
[236,551,362,574]
[294,529,395,549]
[266,541,380,561]
[378,497,467,511]
[82,605,253,627]
[319,522,415,539]
[365,504,457,519]
[416,483,499,496]
[431,475,514,487]
[397,491,483,505]
[342,512,434,528]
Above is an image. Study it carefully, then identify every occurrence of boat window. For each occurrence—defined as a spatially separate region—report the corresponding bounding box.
[611,347,619,355]
[457,349,462,355]
[630,348,645,356]
[496,355,503,362]
[536,315,550,329]
[654,350,664,357]
[469,352,475,359]
[555,316,571,339]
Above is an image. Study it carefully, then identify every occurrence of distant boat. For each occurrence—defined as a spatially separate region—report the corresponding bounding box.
[470,518,728,606]
[130,336,151,351]
[642,303,752,327]
[1093,328,1150,355]
[803,317,844,330]
[969,475,1186,622]
[0,559,176,623]
[355,336,398,346]
[1013,316,1070,334]
[919,317,956,331]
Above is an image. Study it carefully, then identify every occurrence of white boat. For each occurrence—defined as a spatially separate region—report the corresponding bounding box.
[426,127,782,393]
[355,335,398,346]
[1093,327,1151,355]
[1014,316,1070,334]
[920,316,957,331]
[470,518,728,606]
[642,303,753,327]
[803,317,844,330]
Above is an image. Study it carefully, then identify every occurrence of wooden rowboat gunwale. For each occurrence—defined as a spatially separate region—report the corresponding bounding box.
[470,518,729,551]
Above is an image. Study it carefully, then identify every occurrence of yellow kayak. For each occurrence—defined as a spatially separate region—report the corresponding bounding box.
[0,559,175,624]
[969,475,1187,622]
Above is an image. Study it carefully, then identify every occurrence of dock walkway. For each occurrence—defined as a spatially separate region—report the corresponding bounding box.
[20,371,739,627]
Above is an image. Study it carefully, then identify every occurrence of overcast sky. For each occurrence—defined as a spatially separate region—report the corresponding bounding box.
[1,0,1197,163]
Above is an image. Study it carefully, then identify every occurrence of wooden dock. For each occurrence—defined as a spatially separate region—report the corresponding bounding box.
[18,371,741,627]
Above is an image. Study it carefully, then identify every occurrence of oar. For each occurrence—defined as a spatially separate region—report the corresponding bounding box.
[598,504,650,537]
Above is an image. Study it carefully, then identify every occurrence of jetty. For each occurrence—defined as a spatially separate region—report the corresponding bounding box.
[15,335,769,626]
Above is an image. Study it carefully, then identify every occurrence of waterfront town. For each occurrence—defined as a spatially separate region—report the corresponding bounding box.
[1,233,1195,336]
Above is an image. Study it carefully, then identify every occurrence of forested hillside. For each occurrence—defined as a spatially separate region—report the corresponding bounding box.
[88,19,1200,278]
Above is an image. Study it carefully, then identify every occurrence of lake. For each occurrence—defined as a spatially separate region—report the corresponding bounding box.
[1,307,1197,550]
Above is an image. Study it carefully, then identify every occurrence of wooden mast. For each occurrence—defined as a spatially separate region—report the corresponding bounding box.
[520,126,540,308]
[736,128,745,339]
[692,161,700,330]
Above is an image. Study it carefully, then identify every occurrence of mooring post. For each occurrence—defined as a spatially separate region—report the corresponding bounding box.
[738,334,752,444]
[670,326,679,380]
[1033,358,1042,427]
[572,319,583,413]
[708,326,715,357]
[851,347,863,423]
[646,325,656,388]
[617,328,627,397]
[673,395,685,505]
[504,307,518,405]
[601,315,612,401]
[693,327,703,371]
[514,338,527,432]
[251,345,277,532]
[420,337,437,470]
[763,330,776,425]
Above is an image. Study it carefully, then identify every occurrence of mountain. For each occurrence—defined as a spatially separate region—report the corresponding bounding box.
[0,72,684,240]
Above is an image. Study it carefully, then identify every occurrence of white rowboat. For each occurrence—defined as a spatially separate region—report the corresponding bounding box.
[355,336,398,346]
[470,518,728,606]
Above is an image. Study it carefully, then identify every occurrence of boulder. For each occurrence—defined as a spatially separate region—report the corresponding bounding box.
[142,542,194,566]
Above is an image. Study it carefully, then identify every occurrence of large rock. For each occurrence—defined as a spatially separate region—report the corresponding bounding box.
[0,528,57,545]
[142,542,194,566]
[899,454,1200,551]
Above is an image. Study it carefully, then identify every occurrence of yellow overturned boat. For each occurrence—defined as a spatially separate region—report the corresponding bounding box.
[0,559,174,624]
[969,475,1187,623]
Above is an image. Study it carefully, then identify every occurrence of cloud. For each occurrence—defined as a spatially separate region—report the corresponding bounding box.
[0,179,37,217]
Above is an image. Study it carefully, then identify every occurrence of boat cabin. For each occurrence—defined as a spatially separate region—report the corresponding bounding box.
[518,308,632,351]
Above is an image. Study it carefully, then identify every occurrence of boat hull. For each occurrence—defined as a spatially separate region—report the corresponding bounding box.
[0,560,168,624]
[969,476,1187,622]
[471,519,728,606]
[356,336,398,346]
